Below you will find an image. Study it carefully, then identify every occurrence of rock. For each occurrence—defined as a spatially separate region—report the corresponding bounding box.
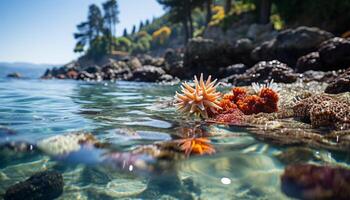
[85,65,100,74]
[4,171,63,200]
[164,49,186,79]
[301,70,326,82]
[130,65,166,82]
[6,72,22,78]
[293,94,350,130]
[276,147,315,165]
[66,69,79,79]
[252,26,333,66]
[183,38,241,78]
[159,74,175,82]
[37,132,97,156]
[296,52,322,72]
[77,71,95,81]
[223,63,247,76]
[128,57,142,70]
[228,60,298,86]
[281,164,350,200]
[319,37,350,70]
[325,67,350,94]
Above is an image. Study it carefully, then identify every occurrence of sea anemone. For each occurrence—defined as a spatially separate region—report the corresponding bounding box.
[174,74,222,118]
[177,137,216,156]
[251,79,280,94]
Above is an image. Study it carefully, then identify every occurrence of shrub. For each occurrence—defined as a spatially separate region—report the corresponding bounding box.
[152,26,172,45]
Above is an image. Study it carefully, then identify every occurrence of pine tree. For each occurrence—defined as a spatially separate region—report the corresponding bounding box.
[103,0,120,53]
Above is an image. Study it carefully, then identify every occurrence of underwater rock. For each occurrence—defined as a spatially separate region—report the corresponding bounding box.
[37,132,97,156]
[230,60,298,86]
[252,26,333,66]
[130,65,167,82]
[319,37,350,70]
[281,164,350,200]
[325,67,350,94]
[6,72,22,78]
[296,52,322,72]
[276,147,315,165]
[293,94,350,130]
[4,170,63,200]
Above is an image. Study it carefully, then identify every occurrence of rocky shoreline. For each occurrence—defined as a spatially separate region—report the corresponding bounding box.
[41,26,350,94]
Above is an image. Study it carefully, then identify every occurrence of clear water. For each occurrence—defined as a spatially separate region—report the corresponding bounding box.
[0,75,346,199]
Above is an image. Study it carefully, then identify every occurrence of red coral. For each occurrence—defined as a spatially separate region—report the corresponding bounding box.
[214,108,245,123]
[215,86,278,116]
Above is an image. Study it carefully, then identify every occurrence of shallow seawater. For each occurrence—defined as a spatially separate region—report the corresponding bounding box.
[0,78,347,199]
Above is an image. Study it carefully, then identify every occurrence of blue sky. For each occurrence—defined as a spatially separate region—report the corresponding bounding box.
[0,0,164,64]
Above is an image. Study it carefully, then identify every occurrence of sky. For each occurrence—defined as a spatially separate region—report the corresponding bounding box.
[0,0,165,64]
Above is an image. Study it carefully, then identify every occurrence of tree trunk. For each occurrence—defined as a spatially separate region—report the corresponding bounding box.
[182,20,189,44]
[259,0,272,24]
[225,0,232,14]
[206,0,212,26]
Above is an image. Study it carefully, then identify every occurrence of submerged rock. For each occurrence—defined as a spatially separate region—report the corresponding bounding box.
[37,132,97,156]
[281,164,350,200]
[325,67,350,94]
[229,60,298,86]
[293,94,350,130]
[4,171,63,200]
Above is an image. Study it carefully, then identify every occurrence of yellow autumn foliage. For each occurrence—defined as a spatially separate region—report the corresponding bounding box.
[209,6,225,26]
[152,26,172,45]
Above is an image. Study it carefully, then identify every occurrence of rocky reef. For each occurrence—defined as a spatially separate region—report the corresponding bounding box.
[4,171,63,200]
[281,164,350,200]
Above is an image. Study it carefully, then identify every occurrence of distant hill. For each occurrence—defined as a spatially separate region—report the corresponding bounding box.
[0,62,61,78]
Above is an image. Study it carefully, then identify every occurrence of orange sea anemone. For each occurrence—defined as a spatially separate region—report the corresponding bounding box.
[174,74,222,118]
[177,137,216,156]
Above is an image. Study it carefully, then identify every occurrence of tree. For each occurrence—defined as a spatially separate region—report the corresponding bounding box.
[73,4,103,53]
[139,21,144,31]
[88,4,103,38]
[206,0,212,26]
[225,0,232,14]
[123,28,128,37]
[131,25,136,34]
[145,19,150,26]
[157,0,202,44]
[259,0,272,24]
[103,0,120,53]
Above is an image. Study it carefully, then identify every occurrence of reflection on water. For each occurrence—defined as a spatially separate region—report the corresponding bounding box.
[0,78,347,199]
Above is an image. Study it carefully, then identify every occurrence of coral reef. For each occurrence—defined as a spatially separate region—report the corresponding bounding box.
[174,74,222,118]
[293,94,350,130]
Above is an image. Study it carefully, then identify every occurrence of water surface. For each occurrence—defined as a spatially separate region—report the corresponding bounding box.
[0,77,346,199]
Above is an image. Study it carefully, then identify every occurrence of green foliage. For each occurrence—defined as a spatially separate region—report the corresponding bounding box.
[115,37,132,52]
[73,0,120,60]
[131,31,152,54]
[86,37,109,60]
